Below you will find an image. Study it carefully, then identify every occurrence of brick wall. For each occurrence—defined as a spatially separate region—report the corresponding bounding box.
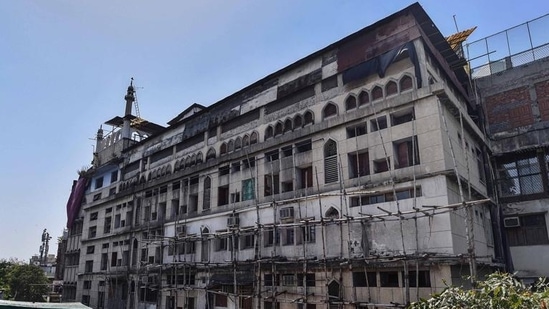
[536,80,549,121]
[484,86,533,133]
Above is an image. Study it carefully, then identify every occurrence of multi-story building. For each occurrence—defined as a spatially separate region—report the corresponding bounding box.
[471,13,549,284]
[63,3,502,308]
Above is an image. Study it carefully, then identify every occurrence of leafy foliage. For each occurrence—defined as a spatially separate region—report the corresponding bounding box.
[409,272,549,309]
[0,260,49,302]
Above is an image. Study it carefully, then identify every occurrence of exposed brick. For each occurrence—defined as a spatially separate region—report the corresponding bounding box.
[535,80,549,121]
[484,86,533,133]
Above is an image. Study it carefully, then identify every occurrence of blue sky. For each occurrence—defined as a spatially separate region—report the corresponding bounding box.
[0,0,546,261]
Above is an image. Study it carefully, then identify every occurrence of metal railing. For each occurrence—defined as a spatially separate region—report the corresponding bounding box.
[466,13,549,78]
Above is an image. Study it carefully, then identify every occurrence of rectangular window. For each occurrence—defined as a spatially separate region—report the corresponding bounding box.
[240,233,255,249]
[111,252,118,267]
[352,271,377,287]
[497,155,543,197]
[231,162,241,173]
[281,274,296,286]
[281,146,293,157]
[295,140,312,153]
[394,136,420,169]
[391,108,414,126]
[216,236,228,252]
[103,217,111,234]
[242,178,255,201]
[263,228,279,247]
[346,124,367,138]
[265,150,279,162]
[348,152,369,178]
[264,174,280,196]
[219,166,230,176]
[371,116,387,131]
[88,226,97,239]
[297,274,316,287]
[215,294,227,307]
[281,227,294,246]
[407,271,431,287]
[218,185,229,206]
[95,177,104,189]
[90,212,98,221]
[374,159,390,173]
[298,166,313,189]
[86,246,95,254]
[282,181,293,192]
[506,214,549,246]
[85,260,93,273]
[114,214,121,229]
[380,271,399,287]
[297,224,315,244]
[242,157,256,169]
[350,187,421,207]
[100,253,108,270]
[111,171,118,182]
[477,148,486,184]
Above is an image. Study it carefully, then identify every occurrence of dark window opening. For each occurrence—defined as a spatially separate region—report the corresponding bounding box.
[349,152,370,178]
[345,96,357,110]
[506,214,549,246]
[374,159,390,173]
[386,81,398,96]
[352,272,377,287]
[371,116,387,131]
[394,136,420,169]
[380,271,399,287]
[346,124,367,138]
[359,91,369,106]
[372,86,383,101]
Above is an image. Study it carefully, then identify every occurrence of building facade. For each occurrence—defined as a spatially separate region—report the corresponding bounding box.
[472,13,549,283]
[63,3,502,309]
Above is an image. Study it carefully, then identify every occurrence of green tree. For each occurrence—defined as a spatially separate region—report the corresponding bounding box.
[7,264,49,302]
[409,272,549,309]
[0,260,11,297]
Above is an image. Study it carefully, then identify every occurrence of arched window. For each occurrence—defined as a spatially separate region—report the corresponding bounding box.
[185,157,191,168]
[386,80,398,96]
[228,140,234,153]
[400,75,413,91]
[220,143,227,155]
[345,95,357,110]
[304,111,314,125]
[174,160,181,171]
[274,122,283,136]
[294,114,303,128]
[190,154,196,166]
[328,280,341,300]
[234,137,242,151]
[206,148,216,161]
[325,207,340,218]
[242,134,250,147]
[265,126,274,140]
[203,177,211,211]
[196,152,203,164]
[372,85,383,101]
[359,91,369,106]
[324,139,338,184]
[323,102,338,119]
[284,119,293,133]
[250,131,258,145]
[166,165,172,175]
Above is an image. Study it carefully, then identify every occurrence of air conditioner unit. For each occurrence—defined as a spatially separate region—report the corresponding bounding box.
[227,216,240,227]
[280,207,294,220]
[504,217,520,228]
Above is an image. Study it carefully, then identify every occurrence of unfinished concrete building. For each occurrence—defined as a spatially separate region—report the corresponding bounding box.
[63,3,502,308]
[471,13,549,283]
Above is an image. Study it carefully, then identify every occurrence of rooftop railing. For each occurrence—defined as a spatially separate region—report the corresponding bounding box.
[466,13,549,78]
